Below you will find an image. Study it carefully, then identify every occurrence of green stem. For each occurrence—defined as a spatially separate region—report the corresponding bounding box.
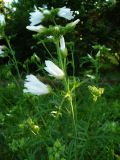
[70,44,77,159]
[55,39,64,69]
[55,37,77,159]
[41,41,54,60]
[55,39,68,90]
[95,65,100,83]
[69,96,77,160]
[5,36,21,80]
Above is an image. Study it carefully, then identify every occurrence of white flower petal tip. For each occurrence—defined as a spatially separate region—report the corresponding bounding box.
[44,60,65,79]
[73,19,80,25]
[29,7,44,26]
[23,74,50,96]
[26,25,45,32]
[58,6,75,20]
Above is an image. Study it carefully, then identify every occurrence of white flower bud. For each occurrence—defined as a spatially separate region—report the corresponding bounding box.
[26,25,45,32]
[44,60,64,79]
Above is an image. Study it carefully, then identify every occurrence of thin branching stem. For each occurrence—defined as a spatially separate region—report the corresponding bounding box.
[5,35,21,80]
[55,37,77,159]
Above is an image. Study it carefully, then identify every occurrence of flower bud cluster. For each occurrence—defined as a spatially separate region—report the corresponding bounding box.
[26,6,80,36]
[24,6,80,96]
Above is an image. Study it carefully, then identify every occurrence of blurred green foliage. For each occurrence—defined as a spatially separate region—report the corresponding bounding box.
[0,76,120,159]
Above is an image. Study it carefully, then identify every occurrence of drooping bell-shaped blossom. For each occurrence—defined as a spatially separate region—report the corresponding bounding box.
[44,60,64,79]
[29,7,44,26]
[58,6,75,20]
[23,74,50,95]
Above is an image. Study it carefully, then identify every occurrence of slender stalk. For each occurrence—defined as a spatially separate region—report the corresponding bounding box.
[5,36,21,80]
[68,88,77,160]
[71,44,77,126]
[55,39,68,92]
[95,61,100,84]
[55,37,77,159]
[41,41,54,60]
[71,46,78,159]
[55,39,64,69]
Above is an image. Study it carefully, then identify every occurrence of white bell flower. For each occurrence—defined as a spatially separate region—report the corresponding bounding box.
[29,7,44,26]
[44,60,64,79]
[23,74,50,96]
[58,6,75,20]
[26,25,45,32]
[0,13,5,25]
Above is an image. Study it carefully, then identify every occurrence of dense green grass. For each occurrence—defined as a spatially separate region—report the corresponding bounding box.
[0,76,120,160]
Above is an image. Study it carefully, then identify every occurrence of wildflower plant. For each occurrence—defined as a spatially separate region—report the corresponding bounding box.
[24,6,80,159]
[0,3,119,160]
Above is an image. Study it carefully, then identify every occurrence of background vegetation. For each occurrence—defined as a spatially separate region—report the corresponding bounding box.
[2,0,120,68]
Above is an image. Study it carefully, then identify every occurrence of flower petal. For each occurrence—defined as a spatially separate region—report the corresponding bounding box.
[23,74,50,95]
[44,60,64,79]
[29,7,44,25]
[58,7,75,20]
